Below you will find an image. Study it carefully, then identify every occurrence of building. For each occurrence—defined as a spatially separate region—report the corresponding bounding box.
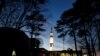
[48,27,82,56]
[35,48,82,56]
[50,27,54,51]
[49,50,82,56]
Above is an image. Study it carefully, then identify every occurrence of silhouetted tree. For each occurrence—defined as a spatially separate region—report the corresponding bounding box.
[0,0,46,35]
[29,38,40,56]
[25,11,46,38]
[55,0,100,56]
[55,8,79,56]
[94,19,100,51]
[0,0,47,56]
[0,0,4,13]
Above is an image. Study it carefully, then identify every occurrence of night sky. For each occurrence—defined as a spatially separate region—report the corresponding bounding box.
[39,0,76,50]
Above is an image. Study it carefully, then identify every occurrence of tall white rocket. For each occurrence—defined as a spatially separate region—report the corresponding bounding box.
[50,27,54,51]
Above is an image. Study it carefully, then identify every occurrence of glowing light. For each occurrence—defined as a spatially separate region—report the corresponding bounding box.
[83,54,88,56]
[50,37,53,43]
[50,47,53,51]
[12,50,16,56]
[50,27,54,51]
[50,33,53,36]
[60,53,65,56]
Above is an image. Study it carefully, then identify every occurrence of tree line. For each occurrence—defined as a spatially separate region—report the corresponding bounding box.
[55,0,100,56]
[0,0,100,56]
[0,0,46,37]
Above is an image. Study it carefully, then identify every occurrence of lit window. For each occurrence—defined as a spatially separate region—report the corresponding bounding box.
[60,53,65,56]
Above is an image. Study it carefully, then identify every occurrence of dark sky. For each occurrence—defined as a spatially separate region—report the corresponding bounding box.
[39,0,76,50]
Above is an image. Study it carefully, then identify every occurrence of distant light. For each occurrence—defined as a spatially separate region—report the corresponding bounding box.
[50,33,53,36]
[12,50,16,56]
[60,53,65,56]
[83,54,87,56]
[50,37,53,43]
